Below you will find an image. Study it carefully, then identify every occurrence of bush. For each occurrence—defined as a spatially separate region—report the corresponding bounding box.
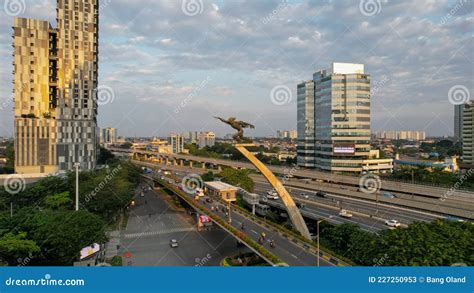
[111,255,122,266]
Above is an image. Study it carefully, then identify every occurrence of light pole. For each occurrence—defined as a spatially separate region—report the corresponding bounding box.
[74,163,80,211]
[317,216,333,267]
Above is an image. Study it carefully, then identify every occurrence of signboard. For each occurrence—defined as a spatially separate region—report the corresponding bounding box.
[80,243,100,260]
[333,144,355,155]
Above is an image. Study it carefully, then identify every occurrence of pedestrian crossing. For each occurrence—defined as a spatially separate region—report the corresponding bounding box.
[123,227,196,239]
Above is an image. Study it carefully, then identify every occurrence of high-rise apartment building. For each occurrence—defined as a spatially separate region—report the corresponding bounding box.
[100,127,117,145]
[198,132,216,149]
[297,80,315,168]
[13,0,99,174]
[186,131,198,144]
[375,130,426,141]
[170,133,184,154]
[455,104,464,142]
[462,102,474,165]
[297,63,393,173]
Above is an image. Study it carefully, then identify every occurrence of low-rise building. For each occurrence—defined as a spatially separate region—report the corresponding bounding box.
[204,181,238,202]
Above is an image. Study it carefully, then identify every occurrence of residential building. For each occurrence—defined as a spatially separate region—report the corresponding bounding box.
[375,131,426,141]
[186,131,198,144]
[277,130,297,139]
[170,133,184,154]
[454,104,464,142]
[100,127,117,145]
[13,0,99,174]
[462,102,474,165]
[198,131,216,148]
[297,80,315,168]
[298,62,393,173]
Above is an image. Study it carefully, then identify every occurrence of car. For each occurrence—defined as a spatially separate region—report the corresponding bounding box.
[296,202,305,208]
[300,192,309,199]
[385,219,401,227]
[339,209,353,218]
[205,198,214,204]
[383,192,396,199]
[316,192,327,198]
[170,239,179,248]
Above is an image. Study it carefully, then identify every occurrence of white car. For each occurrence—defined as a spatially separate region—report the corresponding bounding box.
[170,239,179,248]
[385,219,401,227]
[300,192,309,199]
[267,190,278,199]
[339,209,353,218]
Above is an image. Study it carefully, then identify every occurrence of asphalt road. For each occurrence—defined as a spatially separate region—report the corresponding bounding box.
[252,177,443,230]
[157,171,334,266]
[118,184,250,266]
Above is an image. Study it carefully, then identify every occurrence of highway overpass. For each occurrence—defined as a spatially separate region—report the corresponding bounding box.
[138,168,349,266]
[109,147,474,201]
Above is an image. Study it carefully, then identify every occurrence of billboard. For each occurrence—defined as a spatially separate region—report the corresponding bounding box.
[80,243,101,260]
[333,144,356,155]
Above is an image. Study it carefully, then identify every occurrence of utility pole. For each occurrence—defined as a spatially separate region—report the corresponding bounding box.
[317,216,333,267]
[74,163,80,211]
[10,202,13,217]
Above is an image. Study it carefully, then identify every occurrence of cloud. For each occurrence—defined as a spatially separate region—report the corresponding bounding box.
[0,0,472,137]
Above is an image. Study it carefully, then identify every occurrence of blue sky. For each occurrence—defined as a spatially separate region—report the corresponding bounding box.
[0,0,473,138]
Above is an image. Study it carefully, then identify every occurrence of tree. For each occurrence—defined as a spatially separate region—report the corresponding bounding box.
[44,192,72,210]
[0,232,40,266]
[97,147,116,165]
[29,210,107,265]
[201,171,215,182]
[218,168,254,192]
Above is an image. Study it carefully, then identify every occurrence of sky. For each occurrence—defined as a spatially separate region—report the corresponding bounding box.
[0,0,473,138]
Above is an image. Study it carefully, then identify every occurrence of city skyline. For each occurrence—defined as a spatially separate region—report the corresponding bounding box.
[0,0,473,139]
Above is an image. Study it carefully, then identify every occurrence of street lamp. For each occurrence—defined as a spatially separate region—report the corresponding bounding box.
[74,163,80,211]
[316,216,333,267]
